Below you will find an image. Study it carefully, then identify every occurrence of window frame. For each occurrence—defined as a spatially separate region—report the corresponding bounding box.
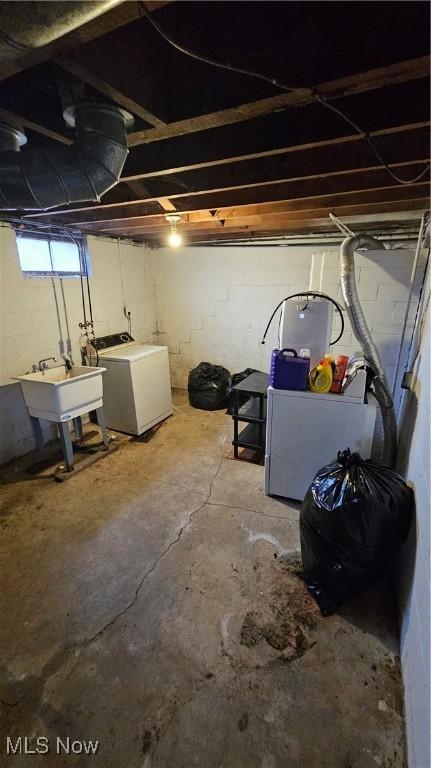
[15,230,90,278]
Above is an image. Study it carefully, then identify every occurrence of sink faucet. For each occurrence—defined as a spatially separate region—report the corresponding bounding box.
[38,357,57,371]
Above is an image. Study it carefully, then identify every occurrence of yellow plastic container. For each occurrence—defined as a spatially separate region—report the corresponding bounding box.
[309,359,334,393]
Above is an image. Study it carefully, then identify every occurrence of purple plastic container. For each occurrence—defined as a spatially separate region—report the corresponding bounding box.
[270,348,310,390]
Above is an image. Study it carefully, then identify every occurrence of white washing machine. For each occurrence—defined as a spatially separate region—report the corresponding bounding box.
[265,385,376,502]
[87,332,173,435]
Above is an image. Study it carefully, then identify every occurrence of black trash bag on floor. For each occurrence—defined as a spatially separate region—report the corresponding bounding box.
[227,368,258,414]
[300,448,414,616]
[188,362,232,411]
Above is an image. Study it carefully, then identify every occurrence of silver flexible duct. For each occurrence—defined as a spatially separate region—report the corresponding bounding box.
[340,234,397,467]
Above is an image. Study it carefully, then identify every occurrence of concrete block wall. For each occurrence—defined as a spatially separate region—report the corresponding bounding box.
[1,229,426,467]
[0,225,156,465]
[397,261,430,768]
[151,244,425,393]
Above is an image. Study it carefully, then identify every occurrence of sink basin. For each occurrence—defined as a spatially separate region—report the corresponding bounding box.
[14,365,106,422]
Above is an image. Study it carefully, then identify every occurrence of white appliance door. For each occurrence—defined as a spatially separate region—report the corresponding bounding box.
[266,390,376,501]
[131,348,173,434]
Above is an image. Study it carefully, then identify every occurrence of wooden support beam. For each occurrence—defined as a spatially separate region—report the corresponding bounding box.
[125,183,176,212]
[0,107,72,144]
[126,56,430,146]
[125,180,155,198]
[26,121,429,223]
[157,198,176,212]
[82,182,429,234]
[130,199,429,243]
[143,2,174,10]
[30,157,429,225]
[56,56,166,127]
[123,120,431,182]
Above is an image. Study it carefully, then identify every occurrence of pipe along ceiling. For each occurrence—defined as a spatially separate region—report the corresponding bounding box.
[0,1,131,211]
[0,103,133,210]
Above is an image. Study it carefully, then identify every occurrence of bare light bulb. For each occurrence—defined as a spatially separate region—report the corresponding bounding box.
[168,230,182,248]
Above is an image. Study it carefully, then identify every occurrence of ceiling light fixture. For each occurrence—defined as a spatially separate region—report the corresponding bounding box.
[165,214,183,247]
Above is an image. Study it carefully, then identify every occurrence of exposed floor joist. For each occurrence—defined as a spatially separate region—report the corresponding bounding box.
[24,121,429,225]
[0,107,72,145]
[135,201,428,245]
[56,56,166,127]
[122,120,431,181]
[87,192,429,240]
[1,4,428,246]
[81,184,430,235]
[28,156,430,225]
[126,56,430,146]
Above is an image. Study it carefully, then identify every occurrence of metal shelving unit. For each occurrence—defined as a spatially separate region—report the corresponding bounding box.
[231,372,268,463]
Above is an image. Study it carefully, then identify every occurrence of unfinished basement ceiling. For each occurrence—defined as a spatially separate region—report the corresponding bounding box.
[1,0,430,243]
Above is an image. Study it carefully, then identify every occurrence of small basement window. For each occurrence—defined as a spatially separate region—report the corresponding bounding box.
[15,232,89,277]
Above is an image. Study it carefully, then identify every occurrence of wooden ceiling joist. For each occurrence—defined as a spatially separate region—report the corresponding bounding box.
[0,107,72,145]
[56,56,166,127]
[126,56,430,146]
[29,157,430,225]
[157,218,424,245]
[128,198,429,243]
[81,183,431,235]
[123,120,431,181]
[1,4,426,247]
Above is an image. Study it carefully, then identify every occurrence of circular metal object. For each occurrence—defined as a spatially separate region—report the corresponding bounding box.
[0,123,27,150]
[63,103,134,129]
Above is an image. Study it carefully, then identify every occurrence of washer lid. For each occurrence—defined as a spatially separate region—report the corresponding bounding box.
[98,344,168,362]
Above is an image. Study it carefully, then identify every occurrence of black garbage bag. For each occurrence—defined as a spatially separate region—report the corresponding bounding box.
[300,448,414,616]
[188,362,232,411]
[227,368,258,414]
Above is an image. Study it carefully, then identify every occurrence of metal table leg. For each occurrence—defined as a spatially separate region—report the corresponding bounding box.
[258,394,264,464]
[233,391,240,459]
[58,422,74,471]
[96,407,109,449]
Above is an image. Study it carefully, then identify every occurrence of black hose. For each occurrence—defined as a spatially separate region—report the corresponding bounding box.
[261,291,345,346]
[139,3,430,187]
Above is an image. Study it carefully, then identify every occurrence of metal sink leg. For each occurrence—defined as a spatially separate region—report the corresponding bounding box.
[96,407,109,449]
[58,422,74,471]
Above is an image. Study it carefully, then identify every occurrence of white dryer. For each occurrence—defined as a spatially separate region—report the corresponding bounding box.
[265,385,376,502]
[87,333,172,435]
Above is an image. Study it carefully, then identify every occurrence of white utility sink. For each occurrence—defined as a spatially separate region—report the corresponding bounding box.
[14,365,106,422]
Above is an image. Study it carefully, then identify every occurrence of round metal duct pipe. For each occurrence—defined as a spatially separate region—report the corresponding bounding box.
[0,1,122,68]
[0,123,26,152]
[0,102,133,210]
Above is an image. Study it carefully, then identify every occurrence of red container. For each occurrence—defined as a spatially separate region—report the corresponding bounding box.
[270,348,310,391]
[330,355,349,394]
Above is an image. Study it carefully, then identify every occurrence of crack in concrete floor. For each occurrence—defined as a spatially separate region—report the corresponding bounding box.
[0,442,227,712]
[0,397,406,768]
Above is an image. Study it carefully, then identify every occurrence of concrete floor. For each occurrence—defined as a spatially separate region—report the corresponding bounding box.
[0,391,405,767]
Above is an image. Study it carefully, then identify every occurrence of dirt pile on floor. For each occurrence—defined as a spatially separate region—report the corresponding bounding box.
[240,555,320,662]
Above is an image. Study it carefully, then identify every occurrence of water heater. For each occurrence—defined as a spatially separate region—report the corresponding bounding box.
[279,298,333,368]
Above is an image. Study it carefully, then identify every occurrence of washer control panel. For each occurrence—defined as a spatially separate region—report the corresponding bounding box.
[91,332,134,351]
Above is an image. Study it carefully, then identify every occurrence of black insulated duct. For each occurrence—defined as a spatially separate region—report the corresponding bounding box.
[0,102,133,210]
